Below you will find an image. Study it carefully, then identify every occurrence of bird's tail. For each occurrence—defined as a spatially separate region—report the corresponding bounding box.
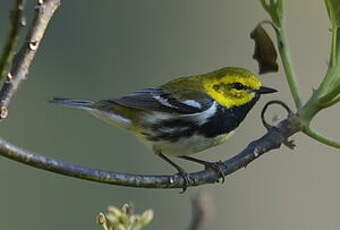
[49,97,94,110]
[50,97,134,130]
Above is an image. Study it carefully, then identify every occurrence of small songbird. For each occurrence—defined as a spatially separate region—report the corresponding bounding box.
[50,67,277,190]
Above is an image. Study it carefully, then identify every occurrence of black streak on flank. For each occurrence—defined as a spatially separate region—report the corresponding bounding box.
[144,95,260,142]
[147,119,197,142]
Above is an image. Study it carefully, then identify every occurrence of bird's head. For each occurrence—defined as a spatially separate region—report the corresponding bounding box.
[202,67,277,108]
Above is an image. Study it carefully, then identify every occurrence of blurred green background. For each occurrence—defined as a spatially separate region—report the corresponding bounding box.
[0,0,339,229]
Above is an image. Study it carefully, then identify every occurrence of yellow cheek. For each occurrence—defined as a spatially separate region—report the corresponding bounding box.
[222,92,255,107]
[231,93,256,107]
[227,89,244,98]
[204,85,255,108]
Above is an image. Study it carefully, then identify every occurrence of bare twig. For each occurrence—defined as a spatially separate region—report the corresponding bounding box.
[0,0,61,119]
[0,0,26,81]
[188,193,214,230]
[0,114,302,190]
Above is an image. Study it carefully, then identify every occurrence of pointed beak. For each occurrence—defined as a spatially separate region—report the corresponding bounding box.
[256,86,278,94]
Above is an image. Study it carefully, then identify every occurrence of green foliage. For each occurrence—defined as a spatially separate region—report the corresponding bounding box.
[325,0,340,67]
[260,0,283,28]
[259,0,340,148]
[325,0,340,26]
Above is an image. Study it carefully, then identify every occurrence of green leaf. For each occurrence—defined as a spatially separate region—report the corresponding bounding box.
[325,0,340,26]
[260,0,283,27]
[250,24,279,74]
[324,1,340,67]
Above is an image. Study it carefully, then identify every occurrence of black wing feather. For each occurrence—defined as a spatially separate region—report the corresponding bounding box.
[106,88,212,114]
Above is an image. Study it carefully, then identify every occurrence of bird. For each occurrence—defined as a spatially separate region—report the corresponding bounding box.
[50,67,277,191]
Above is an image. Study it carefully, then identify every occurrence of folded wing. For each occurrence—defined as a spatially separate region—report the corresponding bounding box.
[102,87,213,114]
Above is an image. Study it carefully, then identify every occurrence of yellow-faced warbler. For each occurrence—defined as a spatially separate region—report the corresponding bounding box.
[50,67,277,188]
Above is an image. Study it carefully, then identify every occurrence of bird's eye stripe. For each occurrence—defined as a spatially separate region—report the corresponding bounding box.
[212,82,249,91]
[230,82,247,90]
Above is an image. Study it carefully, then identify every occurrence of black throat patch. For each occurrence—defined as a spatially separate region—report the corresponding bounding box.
[198,95,259,138]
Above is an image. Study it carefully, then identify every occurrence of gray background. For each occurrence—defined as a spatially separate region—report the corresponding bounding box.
[0,0,339,229]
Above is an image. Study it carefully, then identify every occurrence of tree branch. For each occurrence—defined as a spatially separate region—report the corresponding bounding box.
[276,29,303,108]
[303,126,340,148]
[323,95,340,107]
[260,1,339,149]
[0,114,302,190]
[0,0,61,119]
[0,0,26,81]
[261,0,303,109]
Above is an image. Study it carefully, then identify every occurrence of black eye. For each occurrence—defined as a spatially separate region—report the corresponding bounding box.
[231,82,246,90]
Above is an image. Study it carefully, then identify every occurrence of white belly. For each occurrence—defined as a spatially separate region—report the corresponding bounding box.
[147,131,234,156]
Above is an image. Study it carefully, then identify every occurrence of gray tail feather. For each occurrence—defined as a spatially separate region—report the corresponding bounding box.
[49,97,94,109]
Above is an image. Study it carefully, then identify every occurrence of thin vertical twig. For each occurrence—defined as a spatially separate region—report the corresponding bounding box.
[0,0,61,119]
[188,193,214,230]
[0,0,26,80]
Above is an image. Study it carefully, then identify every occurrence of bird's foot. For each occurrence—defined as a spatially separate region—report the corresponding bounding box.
[283,138,296,149]
[204,160,225,183]
[175,169,192,193]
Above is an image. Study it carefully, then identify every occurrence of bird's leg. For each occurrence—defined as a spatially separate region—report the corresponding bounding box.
[179,156,225,183]
[156,151,191,193]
